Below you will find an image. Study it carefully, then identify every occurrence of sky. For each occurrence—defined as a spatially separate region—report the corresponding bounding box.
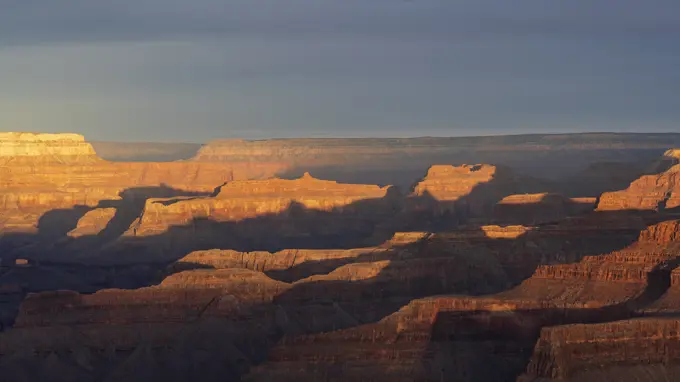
[1,1,679,142]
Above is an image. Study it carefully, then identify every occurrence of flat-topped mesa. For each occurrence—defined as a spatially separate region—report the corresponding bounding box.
[190,138,437,164]
[481,225,532,239]
[0,132,100,164]
[410,164,516,217]
[0,132,288,234]
[597,161,680,211]
[412,164,502,198]
[127,174,397,238]
[215,172,389,199]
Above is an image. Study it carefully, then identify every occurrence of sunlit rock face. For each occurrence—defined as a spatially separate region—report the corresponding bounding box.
[67,208,117,238]
[0,132,100,164]
[406,165,593,225]
[127,173,396,237]
[664,149,680,161]
[0,133,288,235]
[597,163,680,211]
[412,164,505,200]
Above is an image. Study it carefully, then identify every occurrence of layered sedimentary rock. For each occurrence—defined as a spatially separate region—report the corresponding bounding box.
[167,232,430,282]
[0,132,100,164]
[513,220,680,382]
[244,216,678,382]
[518,319,680,381]
[76,173,402,263]
[411,164,511,206]
[408,165,589,225]
[189,135,680,191]
[0,220,554,381]
[67,208,117,238]
[192,136,680,166]
[0,133,288,237]
[6,134,680,381]
[597,162,680,211]
[129,172,394,237]
[405,164,519,230]
[1,208,674,382]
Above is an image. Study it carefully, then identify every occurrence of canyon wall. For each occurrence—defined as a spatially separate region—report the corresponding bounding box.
[0,133,288,235]
[189,135,680,193]
[1,208,663,382]
[597,164,680,211]
[3,134,680,381]
[0,132,100,164]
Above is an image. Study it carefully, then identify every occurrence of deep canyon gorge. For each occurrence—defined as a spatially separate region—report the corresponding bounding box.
[3,132,680,381]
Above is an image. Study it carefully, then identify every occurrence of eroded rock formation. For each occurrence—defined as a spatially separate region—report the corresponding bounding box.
[2,209,665,382]
[0,132,100,164]
[67,208,117,238]
[189,135,680,192]
[0,133,288,238]
[129,173,395,237]
[597,163,680,211]
[4,136,680,381]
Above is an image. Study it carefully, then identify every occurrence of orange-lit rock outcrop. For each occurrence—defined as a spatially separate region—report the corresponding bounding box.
[0,133,288,235]
[0,132,100,164]
[411,164,513,214]
[597,163,680,211]
[128,173,396,237]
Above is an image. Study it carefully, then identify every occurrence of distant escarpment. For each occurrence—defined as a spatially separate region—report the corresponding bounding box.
[191,135,680,164]
[189,134,680,192]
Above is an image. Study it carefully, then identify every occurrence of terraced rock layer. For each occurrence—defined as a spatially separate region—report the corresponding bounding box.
[0,133,287,236]
[0,211,663,382]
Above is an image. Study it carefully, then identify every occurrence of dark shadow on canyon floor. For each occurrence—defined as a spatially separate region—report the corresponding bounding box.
[1,175,679,380]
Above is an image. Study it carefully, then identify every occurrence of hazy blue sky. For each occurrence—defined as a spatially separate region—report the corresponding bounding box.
[1,0,679,142]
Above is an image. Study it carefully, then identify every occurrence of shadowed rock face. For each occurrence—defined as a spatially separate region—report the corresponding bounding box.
[0,210,668,382]
[90,141,203,162]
